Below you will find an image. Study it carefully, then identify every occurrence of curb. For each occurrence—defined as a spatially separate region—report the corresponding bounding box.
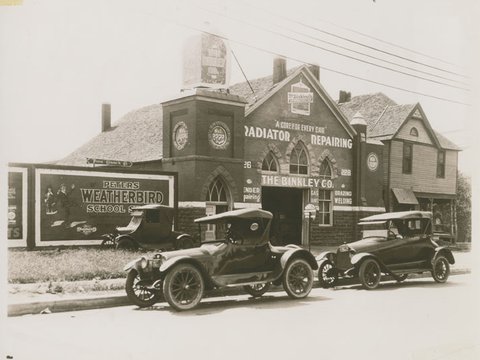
[8,268,471,317]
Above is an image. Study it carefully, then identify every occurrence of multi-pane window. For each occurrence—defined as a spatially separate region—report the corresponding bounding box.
[262,151,278,172]
[437,151,446,178]
[402,143,413,174]
[318,159,333,226]
[410,127,419,137]
[289,142,308,175]
[206,177,230,240]
[207,177,228,203]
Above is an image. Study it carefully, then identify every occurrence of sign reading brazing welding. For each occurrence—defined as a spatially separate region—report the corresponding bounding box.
[35,168,174,245]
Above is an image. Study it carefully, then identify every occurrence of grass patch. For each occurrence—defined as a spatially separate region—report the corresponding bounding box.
[8,248,157,284]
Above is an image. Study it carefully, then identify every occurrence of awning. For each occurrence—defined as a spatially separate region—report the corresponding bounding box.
[392,188,419,205]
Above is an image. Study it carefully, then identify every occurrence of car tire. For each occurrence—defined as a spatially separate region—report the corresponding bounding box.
[243,283,271,297]
[431,255,450,283]
[359,258,382,290]
[163,263,204,311]
[116,238,137,251]
[282,258,314,299]
[125,269,161,308]
[318,259,338,288]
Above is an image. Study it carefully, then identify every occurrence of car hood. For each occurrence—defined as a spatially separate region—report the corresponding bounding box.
[158,242,227,260]
[345,237,387,253]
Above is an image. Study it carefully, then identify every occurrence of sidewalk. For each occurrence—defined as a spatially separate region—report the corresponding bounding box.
[8,248,473,316]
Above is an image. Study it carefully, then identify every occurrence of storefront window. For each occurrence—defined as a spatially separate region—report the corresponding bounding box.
[319,160,333,225]
[289,142,308,175]
[262,151,278,172]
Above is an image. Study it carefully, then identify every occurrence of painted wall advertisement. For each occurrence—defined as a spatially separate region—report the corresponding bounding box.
[35,168,175,246]
[8,168,27,246]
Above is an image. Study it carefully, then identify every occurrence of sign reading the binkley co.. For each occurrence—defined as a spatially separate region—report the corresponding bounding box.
[35,168,175,246]
[261,175,333,189]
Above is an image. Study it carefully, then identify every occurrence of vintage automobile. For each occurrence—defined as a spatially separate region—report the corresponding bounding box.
[123,208,318,311]
[317,211,455,290]
[101,204,194,251]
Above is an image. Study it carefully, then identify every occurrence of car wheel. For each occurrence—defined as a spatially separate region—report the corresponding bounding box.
[282,258,314,299]
[116,238,137,251]
[431,255,450,283]
[359,258,382,290]
[243,283,271,297]
[125,269,161,308]
[396,274,408,282]
[318,259,338,288]
[163,263,204,311]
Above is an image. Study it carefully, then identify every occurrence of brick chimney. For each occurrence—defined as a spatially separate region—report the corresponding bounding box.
[272,57,287,85]
[102,103,111,132]
[308,64,320,81]
[338,90,351,104]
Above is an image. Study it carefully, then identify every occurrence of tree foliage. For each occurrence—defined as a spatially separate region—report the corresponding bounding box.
[456,171,471,242]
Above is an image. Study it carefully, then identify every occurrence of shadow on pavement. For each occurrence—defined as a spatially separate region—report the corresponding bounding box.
[337,278,462,291]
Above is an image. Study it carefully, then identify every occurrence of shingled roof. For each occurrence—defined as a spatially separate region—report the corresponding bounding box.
[57,104,164,166]
[338,93,460,150]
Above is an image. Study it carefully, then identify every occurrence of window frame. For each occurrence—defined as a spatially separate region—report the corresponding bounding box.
[436,150,446,178]
[289,141,309,175]
[261,151,279,173]
[318,159,333,226]
[402,142,413,174]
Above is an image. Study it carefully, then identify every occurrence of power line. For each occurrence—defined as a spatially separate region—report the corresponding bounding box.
[238,0,469,79]
[230,48,257,101]
[191,2,469,91]
[174,21,471,106]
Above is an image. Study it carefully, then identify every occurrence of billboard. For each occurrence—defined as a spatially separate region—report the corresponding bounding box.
[183,33,230,89]
[8,167,28,247]
[34,168,175,246]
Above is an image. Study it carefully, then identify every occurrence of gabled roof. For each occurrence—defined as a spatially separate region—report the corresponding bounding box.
[57,104,164,166]
[230,65,357,138]
[338,93,460,151]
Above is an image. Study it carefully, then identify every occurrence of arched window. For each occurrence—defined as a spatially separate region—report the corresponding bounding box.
[289,141,308,175]
[262,151,278,172]
[410,127,419,137]
[318,159,333,226]
[206,176,231,240]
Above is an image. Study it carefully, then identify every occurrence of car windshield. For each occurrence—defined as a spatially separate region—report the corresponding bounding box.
[392,218,431,237]
[198,217,270,245]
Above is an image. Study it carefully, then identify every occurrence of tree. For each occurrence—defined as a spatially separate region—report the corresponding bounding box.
[456,171,471,242]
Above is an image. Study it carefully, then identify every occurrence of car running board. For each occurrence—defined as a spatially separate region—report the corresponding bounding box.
[212,271,280,287]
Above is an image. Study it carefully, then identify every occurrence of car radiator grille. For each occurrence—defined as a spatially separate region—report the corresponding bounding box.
[336,251,352,270]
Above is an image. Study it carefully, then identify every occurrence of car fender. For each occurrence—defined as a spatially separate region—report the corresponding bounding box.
[176,233,192,240]
[116,234,135,243]
[351,252,389,272]
[280,248,319,271]
[433,246,455,265]
[315,251,336,262]
[159,256,211,281]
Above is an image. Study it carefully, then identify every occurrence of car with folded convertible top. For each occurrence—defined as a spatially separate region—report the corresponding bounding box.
[123,208,318,311]
[316,211,455,289]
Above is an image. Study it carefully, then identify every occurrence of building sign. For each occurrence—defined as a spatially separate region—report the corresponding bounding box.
[183,33,230,89]
[8,168,28,246]
[35,168,174,246]
[367,152,379,171]
[173,121,188,150]
[208,121,230,150]
[288,80,313,115]
[86,158,133,167]
[334,190,352,205]
[243,186,261,202]
[261,175,333,189]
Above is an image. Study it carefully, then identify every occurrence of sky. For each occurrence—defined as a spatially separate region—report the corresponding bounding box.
[0,0,478,176]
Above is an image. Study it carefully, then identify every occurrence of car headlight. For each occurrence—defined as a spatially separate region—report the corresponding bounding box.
[140,257,148,270]
[339,244,350,252]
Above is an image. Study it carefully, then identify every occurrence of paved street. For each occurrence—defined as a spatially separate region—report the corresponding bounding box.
[4,274,479,360]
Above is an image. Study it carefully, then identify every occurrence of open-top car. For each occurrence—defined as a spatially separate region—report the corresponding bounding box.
[317,211,455,290]
[123,208,318,311]
[102,204,194,251]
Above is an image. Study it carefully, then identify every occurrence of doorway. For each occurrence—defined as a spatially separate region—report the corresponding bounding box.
[262,187,303,245]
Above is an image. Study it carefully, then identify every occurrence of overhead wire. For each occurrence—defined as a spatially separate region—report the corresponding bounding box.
[237,0,469,78]
[190,2,469,91]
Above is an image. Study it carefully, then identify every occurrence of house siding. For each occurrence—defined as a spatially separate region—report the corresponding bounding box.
[389,140,457,194]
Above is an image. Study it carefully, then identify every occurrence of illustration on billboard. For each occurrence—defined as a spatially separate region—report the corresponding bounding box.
[36,169,174,244]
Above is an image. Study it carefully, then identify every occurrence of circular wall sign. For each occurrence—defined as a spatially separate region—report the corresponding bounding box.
[208,121,230,150]
[173,122,188,150]
[367,152,379,171]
